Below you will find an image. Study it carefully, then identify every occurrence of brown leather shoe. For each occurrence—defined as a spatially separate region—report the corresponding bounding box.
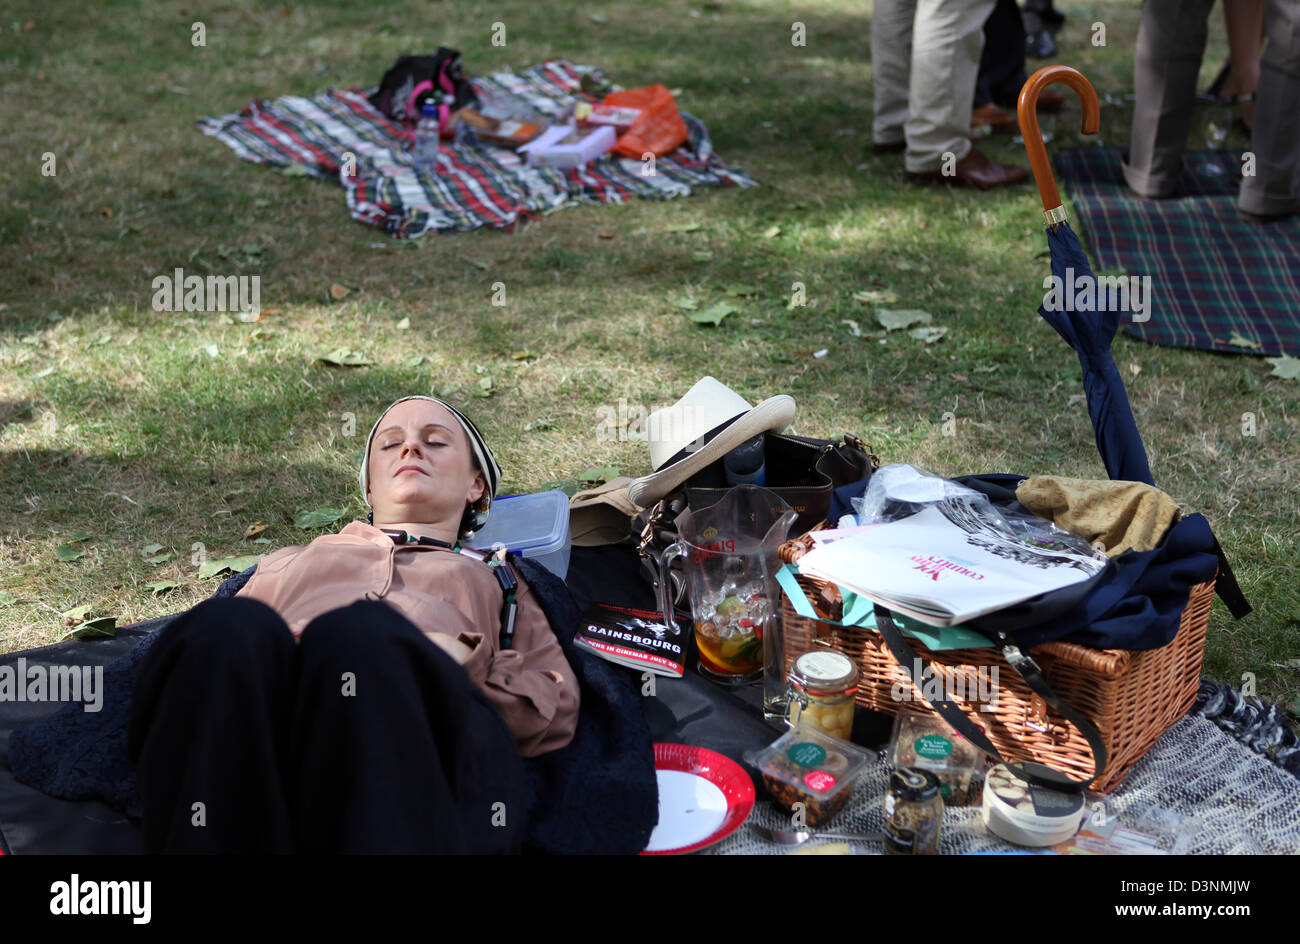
[907,146,1029,190]
[971,103,1018,132]
[996,88,1066,113]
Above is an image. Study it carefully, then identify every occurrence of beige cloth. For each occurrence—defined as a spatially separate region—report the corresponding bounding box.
[1015,476,1182,557]
[569,476,640,547]
[872,0,996,173]
[235,520,579,757]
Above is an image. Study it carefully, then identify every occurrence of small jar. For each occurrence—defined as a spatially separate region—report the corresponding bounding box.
[884,767,943,855]
[787,649,858,742]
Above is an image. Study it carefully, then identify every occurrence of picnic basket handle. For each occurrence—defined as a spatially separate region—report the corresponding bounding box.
[1017,66,1100,229]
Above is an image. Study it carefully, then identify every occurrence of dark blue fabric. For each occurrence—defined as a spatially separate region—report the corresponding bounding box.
[9,559,658,855]
[1038,222,1154,486]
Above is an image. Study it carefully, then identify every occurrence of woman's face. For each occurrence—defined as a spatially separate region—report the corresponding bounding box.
[366,399,485,528]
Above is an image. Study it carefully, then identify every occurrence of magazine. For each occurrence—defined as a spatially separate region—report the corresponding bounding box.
[573,602,686,677]
[795,501,1106,627]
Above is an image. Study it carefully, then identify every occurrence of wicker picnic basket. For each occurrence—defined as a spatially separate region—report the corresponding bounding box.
[778,527,1216,793]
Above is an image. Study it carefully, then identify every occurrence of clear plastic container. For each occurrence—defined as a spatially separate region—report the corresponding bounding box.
[464,491,571,579]
[745,723,872,827]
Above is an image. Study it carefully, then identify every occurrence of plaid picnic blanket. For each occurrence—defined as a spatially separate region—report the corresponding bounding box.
[1053,146,1300,356]
[197,60,756,236]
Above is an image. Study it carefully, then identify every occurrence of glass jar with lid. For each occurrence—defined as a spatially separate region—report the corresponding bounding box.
[787,649,858,742]
[884,767,943,855]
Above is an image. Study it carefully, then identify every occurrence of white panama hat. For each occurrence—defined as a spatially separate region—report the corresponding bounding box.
[626,377,797,507]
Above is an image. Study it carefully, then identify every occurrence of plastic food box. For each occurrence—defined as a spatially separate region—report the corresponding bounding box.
[744,724,872,827]
[464,491,572,579]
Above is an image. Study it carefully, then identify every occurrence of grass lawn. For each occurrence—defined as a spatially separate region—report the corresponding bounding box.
[2,0,1297,710]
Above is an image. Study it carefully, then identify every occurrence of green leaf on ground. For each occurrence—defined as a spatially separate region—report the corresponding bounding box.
[197,554,264,580]
[762,224,781,239]
[524,418,557,432]
[692,250,713,263]
[539,478,584,497]
[395,316,411,330]
[474,376,494,398]
[877,309,932,331]
[689,302,738,326]
[404,354,426,368]
[318,349,373,367]
[511,349,538,361]
[1265,355,1300,380]
[64,531,94,544]
[665,222,702,233]
[279,164,312,177]
[578,467,620,484]
[0,590,17,607]
[1227,332,1262,350]
[671,296,699,311]
[909,326,949,344]
[145,581,181,596]
[294,506,348,529]
[56,545,85,562]
[61,604,93,622]
[854,289,900,306]
[62,616,117,641]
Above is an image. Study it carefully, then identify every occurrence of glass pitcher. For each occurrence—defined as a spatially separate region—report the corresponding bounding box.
[656,486,797,709]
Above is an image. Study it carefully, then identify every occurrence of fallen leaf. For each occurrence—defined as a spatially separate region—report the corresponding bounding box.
[63,617,116,641]
[588,11,609,23]
[813,349,829,359]
[688,302,737,326]
[910,326,948,344]
[578,467,620,484]
[1129,362,1141,376]
[99,207,114,218]
[692,250,713,263]
[724,284,761,297]
[0,590,17,607]
[538,478,584,497]
[1266,355,1300,380]
[474,376,494,398]
[763,225,782,239]
[201,344,219,359]
[317,348,373,367]
[524,418,557,432]
[145,581,181,596]
[893,259,919,271]
[666,222,702,233]
[238,310,263,323]
[974,365,998,373]
[854,289,900,306]
[253,537,272,545]
[395,317,411,330]
[329,283,351,300]
[143,550,173,565]
[597,231,615,239]
[842,320,861,337]
[61,604,93,623]
[279,164,312,177]
[56,545,85,562]
[64,531,94,544]
[1227,332,1262,350]
[405,354,426,368]
[511,350,538,361]
[877,309,932,331]
[262,307,282,316]
[244,522,267,539]
[671,296,699,311]
[197,554,264,580]
[294,507,348,529]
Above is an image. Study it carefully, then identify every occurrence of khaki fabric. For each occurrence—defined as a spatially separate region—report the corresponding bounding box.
[569,476,640,547]
[1015,475,1182,557]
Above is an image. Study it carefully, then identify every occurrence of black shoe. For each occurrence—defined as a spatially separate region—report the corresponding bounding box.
[1237,206,1297,224]
[1026,26,1057,59]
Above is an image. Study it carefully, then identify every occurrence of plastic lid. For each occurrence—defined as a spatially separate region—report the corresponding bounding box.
[420,101,439,117]
[464,490,570,555]
[790,649,858,694]
[982,763,1085,840]
[744,723,871,800]
[890,767,940,802]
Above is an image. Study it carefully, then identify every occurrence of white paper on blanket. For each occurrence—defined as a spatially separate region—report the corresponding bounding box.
[795,503,1106,627]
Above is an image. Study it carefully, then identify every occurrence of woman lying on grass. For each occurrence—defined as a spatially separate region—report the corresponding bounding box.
[125,395,580,853]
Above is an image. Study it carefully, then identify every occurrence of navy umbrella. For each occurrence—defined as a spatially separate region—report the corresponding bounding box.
[1018,66,1154,486]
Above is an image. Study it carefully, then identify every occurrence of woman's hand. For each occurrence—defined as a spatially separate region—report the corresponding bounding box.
[428,632,474,665]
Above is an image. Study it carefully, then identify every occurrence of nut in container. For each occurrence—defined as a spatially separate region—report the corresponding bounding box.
[745,723,871,828]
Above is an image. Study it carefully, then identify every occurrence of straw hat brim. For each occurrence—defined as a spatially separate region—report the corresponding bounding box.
[627,395,796,508]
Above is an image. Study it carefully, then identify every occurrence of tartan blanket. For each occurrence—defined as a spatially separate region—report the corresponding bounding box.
[196,60,756,236]
[1053,146,1300,357]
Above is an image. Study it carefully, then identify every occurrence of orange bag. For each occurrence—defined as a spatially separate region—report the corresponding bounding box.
[603,85,689,159]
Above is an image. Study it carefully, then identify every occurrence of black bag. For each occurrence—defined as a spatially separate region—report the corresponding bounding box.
[635,432,878,616]
[368,49,478,125]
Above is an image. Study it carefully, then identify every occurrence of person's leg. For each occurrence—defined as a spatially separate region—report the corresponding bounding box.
[290,600,528,854]
[873,0,919,148]
[1122,0,1217,198]
[980,0,1029,106]
[905,0,998,174]
[127,597,298,853]
[1240,0,1300,217]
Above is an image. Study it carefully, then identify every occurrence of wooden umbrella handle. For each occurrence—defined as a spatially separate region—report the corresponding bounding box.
[1017,65,1100,226]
